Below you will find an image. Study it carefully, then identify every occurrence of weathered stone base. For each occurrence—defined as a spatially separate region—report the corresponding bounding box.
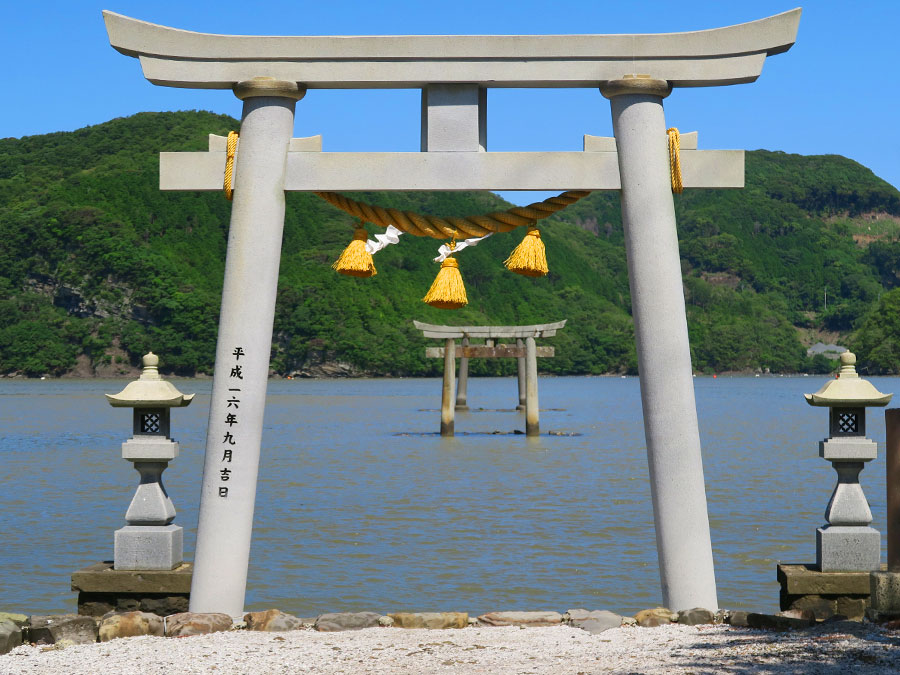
[72,561,192,617]
[816,526,880,572]
[777,563,877,621]
[115,524,183,570]
[867,571,900,622]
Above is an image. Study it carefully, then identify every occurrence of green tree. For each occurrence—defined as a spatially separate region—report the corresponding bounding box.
[852,288,900,374]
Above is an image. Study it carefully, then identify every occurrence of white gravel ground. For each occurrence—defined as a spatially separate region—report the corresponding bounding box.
[3,623,900,674]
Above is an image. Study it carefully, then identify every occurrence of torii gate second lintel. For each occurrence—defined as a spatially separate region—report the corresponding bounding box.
[103,10,801,617]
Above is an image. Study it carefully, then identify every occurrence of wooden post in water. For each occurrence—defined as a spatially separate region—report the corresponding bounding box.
[887,409,900,571]
[456,337,469,411]
[441,338,456,436]
[516,338,526,411]
[525,336,539,436]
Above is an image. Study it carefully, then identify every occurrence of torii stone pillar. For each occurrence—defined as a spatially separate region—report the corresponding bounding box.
[190,79,305,615]
[104,8,800,615]
[601,76,716,610]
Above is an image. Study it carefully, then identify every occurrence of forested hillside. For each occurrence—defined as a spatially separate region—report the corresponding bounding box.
[1,111,898,377]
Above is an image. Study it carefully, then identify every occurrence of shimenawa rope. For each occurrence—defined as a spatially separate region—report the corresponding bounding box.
[314,190,591,239]
[223,131,238,201]
[667,127,683,194]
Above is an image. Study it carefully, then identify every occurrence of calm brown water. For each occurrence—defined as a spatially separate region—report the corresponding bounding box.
[1,375,897,616]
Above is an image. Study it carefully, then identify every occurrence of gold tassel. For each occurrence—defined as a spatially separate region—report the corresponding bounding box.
[332,227,376,277]
[423,256,467,309]
[504,225,548,277]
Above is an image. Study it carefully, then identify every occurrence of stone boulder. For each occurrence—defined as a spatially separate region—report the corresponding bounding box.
[0,620,23,655]
[98,611,164,642]
[477,611,563,627]
[746,611,815,630]
[634,607,678,627]
[389,612,468,629]
[677,608,715,626]
[562,609,590,624]
[0,613,27,627]
[164,612,233,637]
[28,614,98,645]
[314,612,381,632]
[564,609,623,634]
[727,611,750,627]
[244,609,304,632]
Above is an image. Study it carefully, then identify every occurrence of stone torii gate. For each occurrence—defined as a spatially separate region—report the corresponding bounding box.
[104,9,800,616]
[415,320,567,436]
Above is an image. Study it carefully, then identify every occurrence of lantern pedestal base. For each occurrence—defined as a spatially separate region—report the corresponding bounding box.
[817,526,880,572]
[114,524,183,571]
[72,561,192,617]
[777,563,876,621]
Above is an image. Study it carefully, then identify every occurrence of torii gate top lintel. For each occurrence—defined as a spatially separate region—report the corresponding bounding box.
[413,320,566,340]
[103,9,800,89]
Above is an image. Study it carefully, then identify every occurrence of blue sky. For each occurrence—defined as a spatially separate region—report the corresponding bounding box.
[3,1,898,205]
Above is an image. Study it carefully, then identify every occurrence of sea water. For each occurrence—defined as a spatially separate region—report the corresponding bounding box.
[1,375,897,616]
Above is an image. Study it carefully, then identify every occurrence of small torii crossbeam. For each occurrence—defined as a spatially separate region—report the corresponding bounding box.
[415,320,566,436]
[104,9,801,616]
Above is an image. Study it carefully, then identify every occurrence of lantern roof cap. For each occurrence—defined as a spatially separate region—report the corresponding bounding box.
[804,352,892,407]
[105,352,195,408]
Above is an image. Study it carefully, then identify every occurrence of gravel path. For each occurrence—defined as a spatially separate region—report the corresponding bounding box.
[4,623,900,674]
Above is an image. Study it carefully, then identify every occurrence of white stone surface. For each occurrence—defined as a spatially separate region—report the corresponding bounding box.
[817,526,881,572]
[124,463,176,525]
[819,437,877,461]
[9,623,900,675]
[114,525,183,571]
[121,437,179,461]
[160,147,744,192]
[190,91,298,616]
[104,10,800,89]
[207,133,322,152]
[584,131,698,152]
[421,84,486,152]
[824,464,874,526]
[607,84,717,611]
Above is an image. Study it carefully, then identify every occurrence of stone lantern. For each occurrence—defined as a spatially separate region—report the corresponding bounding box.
[106,352,194,570]
[805,351,892,571]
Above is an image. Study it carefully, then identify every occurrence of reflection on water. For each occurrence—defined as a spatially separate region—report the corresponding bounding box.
[1,375,897,616]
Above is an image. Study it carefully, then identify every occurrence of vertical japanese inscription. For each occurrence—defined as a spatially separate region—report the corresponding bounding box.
[219,346,245,497]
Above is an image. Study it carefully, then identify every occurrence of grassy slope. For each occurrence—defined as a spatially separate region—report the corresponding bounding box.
[1,111,898,376]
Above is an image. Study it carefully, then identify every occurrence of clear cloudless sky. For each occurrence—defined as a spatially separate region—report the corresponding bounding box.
[2,1,898,205]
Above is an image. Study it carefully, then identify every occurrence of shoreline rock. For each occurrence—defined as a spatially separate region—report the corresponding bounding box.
[3,599,897,653]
